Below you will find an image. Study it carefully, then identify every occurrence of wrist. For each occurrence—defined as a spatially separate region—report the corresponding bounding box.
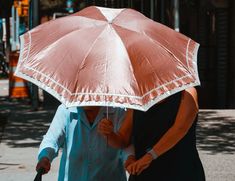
[146,152,153,160]
[147,149,158,160]
[127,155,135,160]
[40,157,50,162]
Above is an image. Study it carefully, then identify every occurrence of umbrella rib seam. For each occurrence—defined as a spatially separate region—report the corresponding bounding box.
[78,26,107,70]
[111,25,142,94]
[186,39,191,71]
[111,8,127,23]
[113,24,192,74]
[26,22,107,64]
[148,37,192,74]
[25,31,32,64]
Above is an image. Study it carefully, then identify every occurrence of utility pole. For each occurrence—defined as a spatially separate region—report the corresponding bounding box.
[150,0,154,20]
[140,0,144,13]
[104,0,108,7]
[29,0,40,110]
[128,0,132,8]
[173,0,180,32]
[160,0,165,24]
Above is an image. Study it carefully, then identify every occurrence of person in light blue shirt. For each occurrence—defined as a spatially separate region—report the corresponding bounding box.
[36,104,129,181]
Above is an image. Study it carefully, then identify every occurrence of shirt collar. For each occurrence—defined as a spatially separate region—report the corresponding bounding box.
[68,107,78,113]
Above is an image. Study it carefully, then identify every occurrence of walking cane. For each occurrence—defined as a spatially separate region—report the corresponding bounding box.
[34,167,45,181]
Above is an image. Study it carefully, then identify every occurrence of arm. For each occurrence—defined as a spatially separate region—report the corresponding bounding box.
[152,87,198,156]
[98,109,136,168]
[123,144,136,169]
[36,104,68,173]
[127,87,199,175]
[98,109,133,148]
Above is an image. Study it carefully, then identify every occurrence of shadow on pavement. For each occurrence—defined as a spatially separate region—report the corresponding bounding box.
[0,96,58,148]
[197,110,235,155]
[1,97,235,155]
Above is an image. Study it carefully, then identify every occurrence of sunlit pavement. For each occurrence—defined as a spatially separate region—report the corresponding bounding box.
[0,79,235,181]
[197,110,235,181]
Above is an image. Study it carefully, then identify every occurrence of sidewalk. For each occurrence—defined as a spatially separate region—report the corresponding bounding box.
[197,110,235,181]
[0,80,60,180]
[1,81,235,180]
[0,97,60,180]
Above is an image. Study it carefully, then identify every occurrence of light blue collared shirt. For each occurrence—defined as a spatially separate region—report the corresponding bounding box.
[38,105,127,181]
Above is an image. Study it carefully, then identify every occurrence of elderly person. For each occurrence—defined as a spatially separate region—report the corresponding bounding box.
[36,105,129,181]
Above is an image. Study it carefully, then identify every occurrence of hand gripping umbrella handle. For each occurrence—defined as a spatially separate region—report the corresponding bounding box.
[34,167,45,181]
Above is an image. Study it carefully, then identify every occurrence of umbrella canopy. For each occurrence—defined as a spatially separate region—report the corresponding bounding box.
[15,6,200,111]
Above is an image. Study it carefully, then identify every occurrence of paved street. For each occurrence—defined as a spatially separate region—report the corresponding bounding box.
[1,79,235,181]
[197,110,235,181]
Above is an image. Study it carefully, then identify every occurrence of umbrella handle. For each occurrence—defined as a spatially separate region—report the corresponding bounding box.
[105,106,109,147]
[106,106,109,119]
[34,167,45,181]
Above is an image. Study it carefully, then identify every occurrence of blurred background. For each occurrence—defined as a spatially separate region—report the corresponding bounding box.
[0,1,235,181]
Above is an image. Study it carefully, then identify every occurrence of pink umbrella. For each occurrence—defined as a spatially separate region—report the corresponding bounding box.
[15,6,200,111]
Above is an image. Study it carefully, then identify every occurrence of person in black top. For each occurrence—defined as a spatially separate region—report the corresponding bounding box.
[98,87,205,181]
